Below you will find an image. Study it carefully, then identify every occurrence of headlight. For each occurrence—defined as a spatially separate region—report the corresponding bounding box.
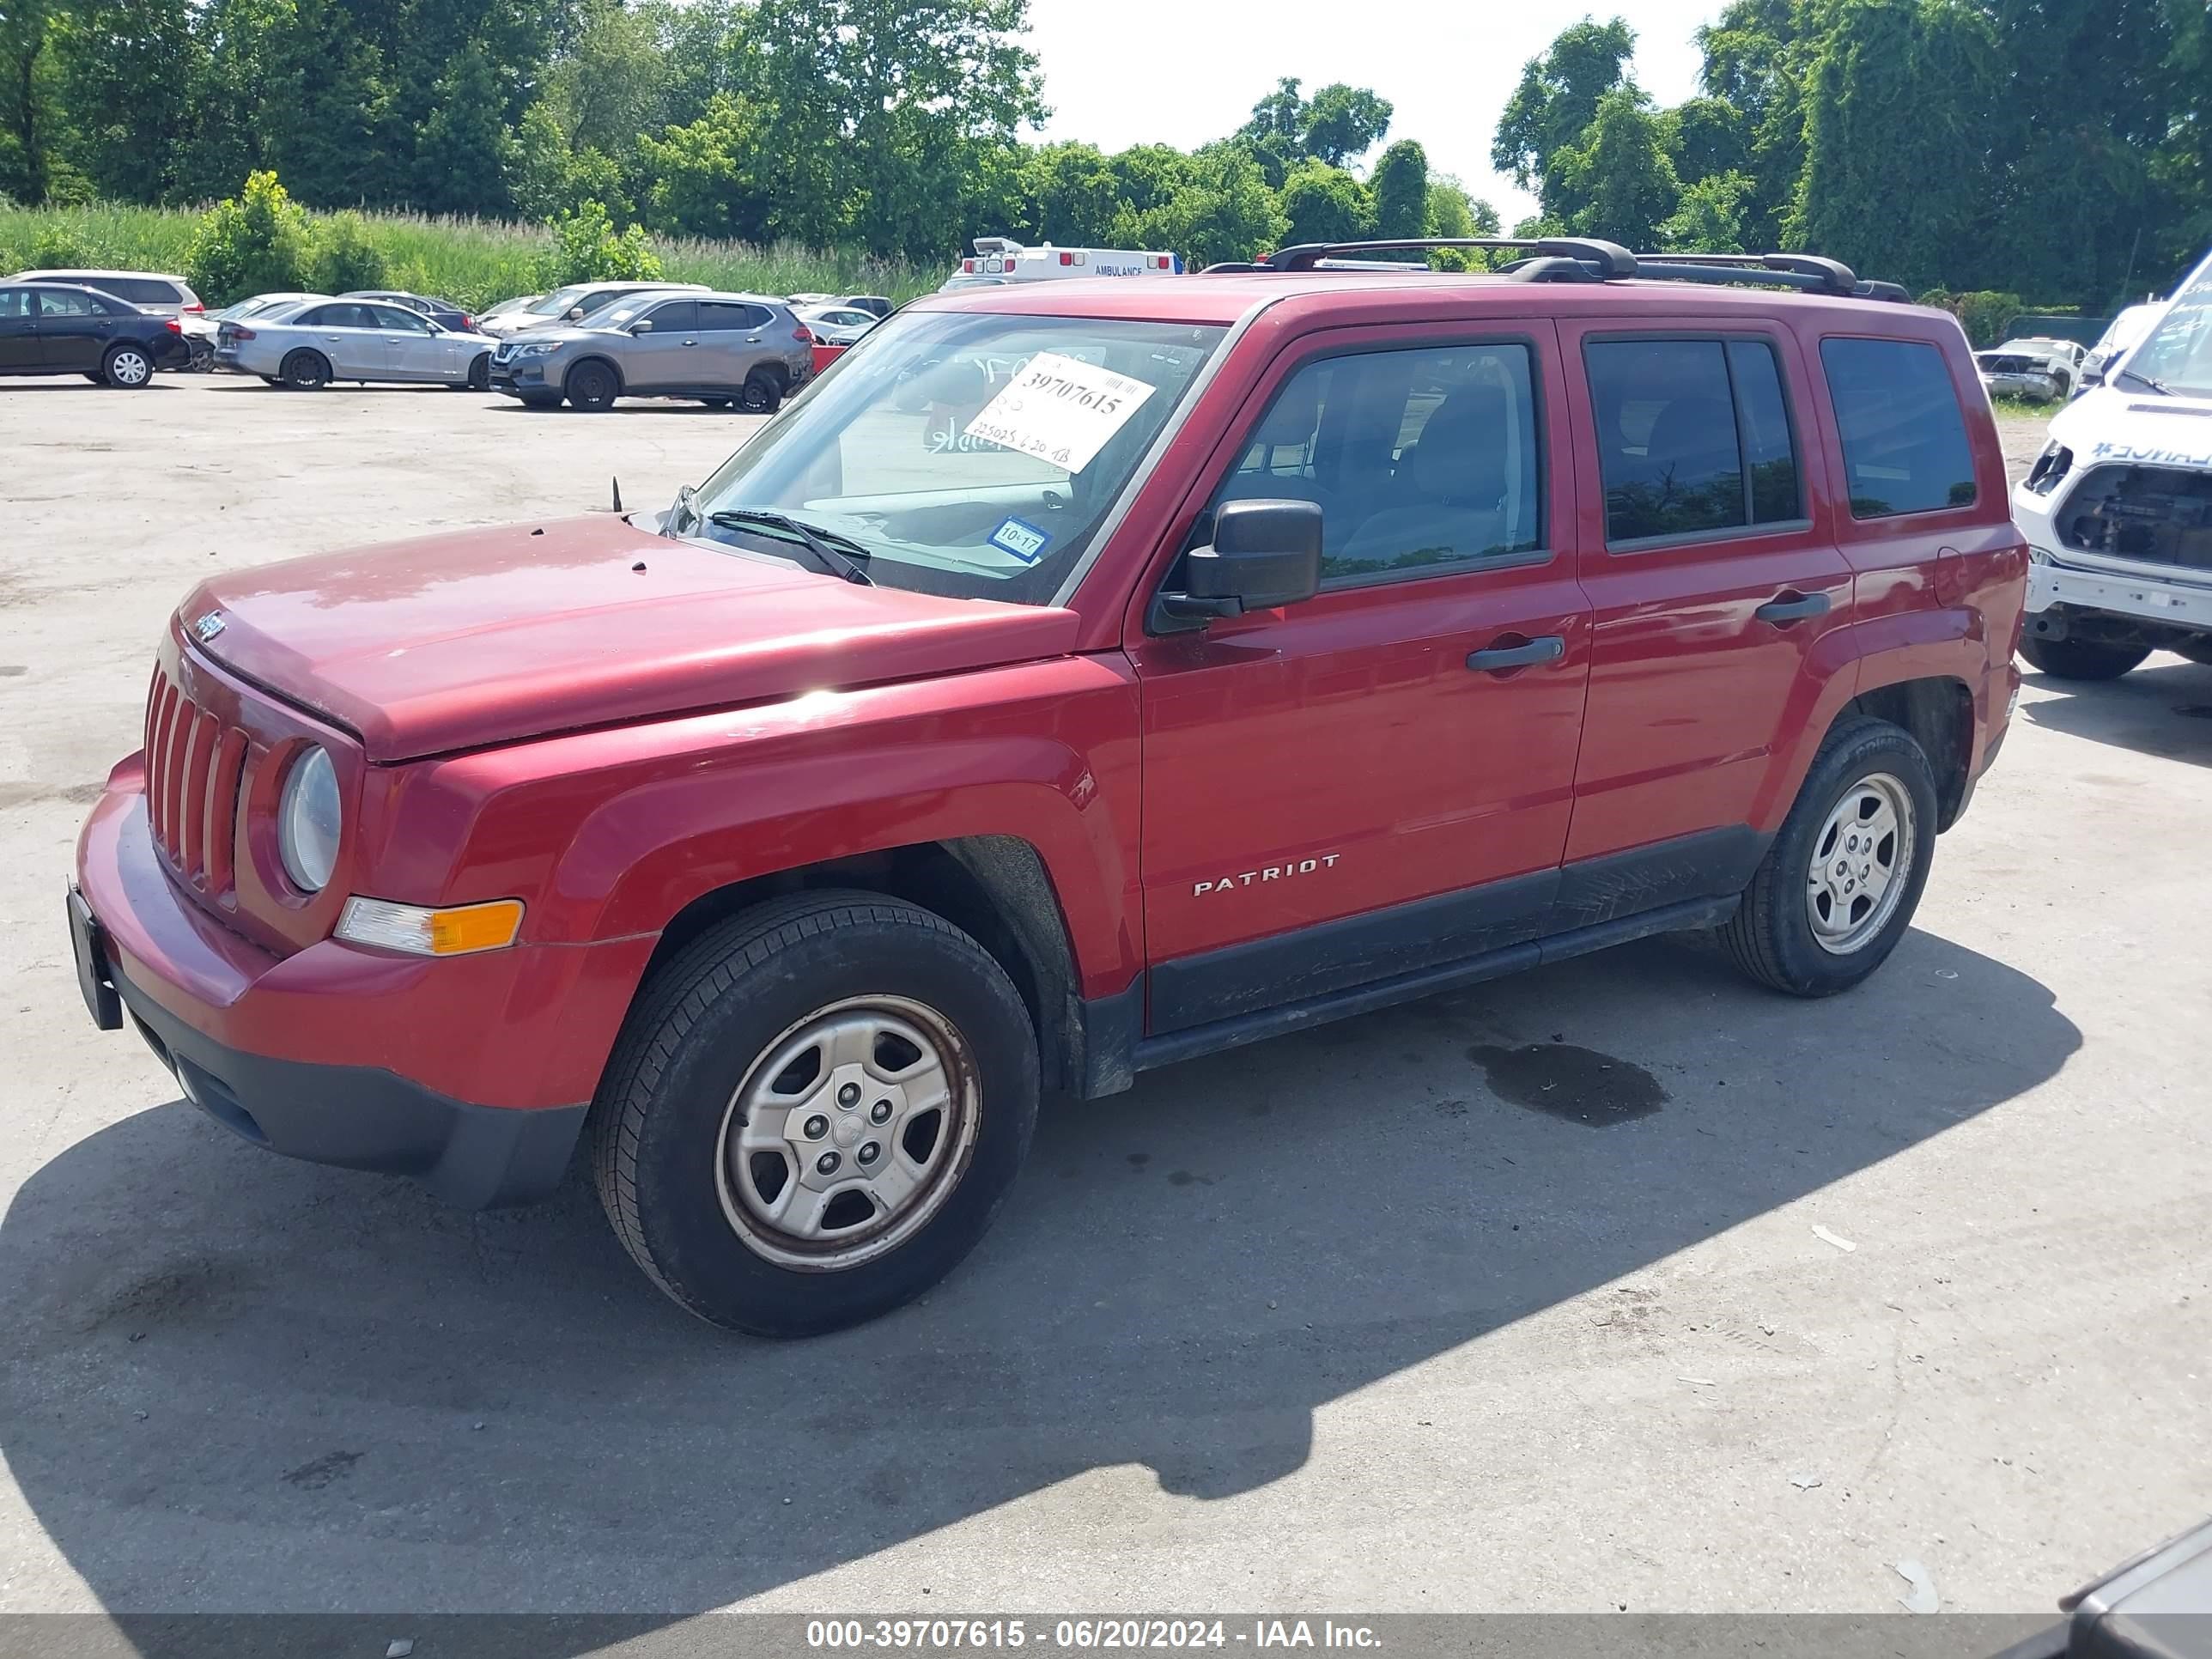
[512,342,556,358]
[278,746,341,892]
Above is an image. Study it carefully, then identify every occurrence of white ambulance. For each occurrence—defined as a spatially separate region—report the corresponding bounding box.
[939,238,1183,292]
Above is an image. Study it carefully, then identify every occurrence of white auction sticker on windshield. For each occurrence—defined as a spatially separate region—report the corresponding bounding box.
[962,352,1158,473]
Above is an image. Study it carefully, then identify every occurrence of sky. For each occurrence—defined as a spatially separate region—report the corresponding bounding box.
[1024,0,1718,229]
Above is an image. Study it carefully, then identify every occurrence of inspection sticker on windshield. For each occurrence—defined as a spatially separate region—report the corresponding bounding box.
[988,516,1053,563]
[963,351,1157,473]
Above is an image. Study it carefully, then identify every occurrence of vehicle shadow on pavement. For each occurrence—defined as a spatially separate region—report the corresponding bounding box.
[2021,657,2212,767]
[0,927,2078,1626]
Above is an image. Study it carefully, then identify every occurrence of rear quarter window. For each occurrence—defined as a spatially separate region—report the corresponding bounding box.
[1820,337,1978,518]
[93,276,179,306]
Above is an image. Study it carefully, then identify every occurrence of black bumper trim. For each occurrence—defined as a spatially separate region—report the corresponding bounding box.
[112,960,587,1209]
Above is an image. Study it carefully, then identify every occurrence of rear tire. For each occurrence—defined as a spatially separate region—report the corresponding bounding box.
[1717,716,1938,997]
[565,360,618,411]
[590,891,1039,1337]
[458,354,491,392]
[279,349,331,391]
[2019,635,2148,680]
[739,370,781,414]
[100,344,155,388]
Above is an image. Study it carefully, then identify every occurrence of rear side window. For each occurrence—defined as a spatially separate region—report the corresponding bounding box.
[1205,342,1544,586]
[96,276,179,306]
[698,301,771,331]
[1820,338,1978,517]
[1585,337,1802,544]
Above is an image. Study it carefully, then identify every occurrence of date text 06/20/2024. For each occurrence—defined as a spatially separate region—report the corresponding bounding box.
[805,1620,1383,1650]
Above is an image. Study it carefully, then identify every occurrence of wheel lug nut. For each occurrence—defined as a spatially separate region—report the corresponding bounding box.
[803,1115,829,1140]
[858,1142,880,1165]
[837,1083,860,1109]
[870,1099,893,1124]
[816,1152,841,1176]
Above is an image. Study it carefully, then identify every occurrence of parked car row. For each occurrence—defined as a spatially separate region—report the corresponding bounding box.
[1,266,879,409]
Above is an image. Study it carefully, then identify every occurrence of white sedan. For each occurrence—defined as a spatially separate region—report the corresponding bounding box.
[216,297,493,391]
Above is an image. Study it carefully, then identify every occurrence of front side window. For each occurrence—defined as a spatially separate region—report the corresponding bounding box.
[1586,337,1802,544]
[1820,337,1978,517]
[644,299,697,331]
[688,308,1226,604]
[1201,343,1543,585]
[372,305,431,333]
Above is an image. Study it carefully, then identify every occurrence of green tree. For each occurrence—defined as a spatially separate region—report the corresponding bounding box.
[1492,16,1638,204]
[637,91,774,241]
[0,0,58,202]
[1369,138,1428,239]
[1022,141,1127,246]
[187,168,311,303]
[305,208,389,290]
[412,45,522,214]
[1552,87,1680,248]
[1660,168,1753,252]
[1662,94,1753,189]
[1789,0,2004,294]
[538,197,662,284]
[1144,142,1285,266]
[1302,82,1392,167]
[1278,157,1373,246]
[52,0,201,204]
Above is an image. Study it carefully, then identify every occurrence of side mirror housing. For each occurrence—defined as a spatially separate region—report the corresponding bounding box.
[566,306,586,321]
[629,319,653,334]
[1152,498,1323,631]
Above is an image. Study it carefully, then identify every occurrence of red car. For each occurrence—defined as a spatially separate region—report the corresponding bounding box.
[67,239,2027,1336]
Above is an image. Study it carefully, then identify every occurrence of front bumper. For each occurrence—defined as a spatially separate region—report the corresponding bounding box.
[2027,560,2212,631]
[69,764,650,1207]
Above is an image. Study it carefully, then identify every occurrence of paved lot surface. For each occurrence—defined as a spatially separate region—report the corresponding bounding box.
[2,379,2208,1620]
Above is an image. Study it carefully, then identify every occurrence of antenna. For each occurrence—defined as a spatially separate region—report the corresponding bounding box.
[611,477,623,514]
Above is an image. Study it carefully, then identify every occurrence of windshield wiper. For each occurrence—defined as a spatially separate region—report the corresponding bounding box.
[707,508,873,584]
[2115,366,2176,396]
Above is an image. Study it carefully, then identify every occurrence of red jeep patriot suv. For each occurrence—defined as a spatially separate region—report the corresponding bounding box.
[66,239,2027,1336]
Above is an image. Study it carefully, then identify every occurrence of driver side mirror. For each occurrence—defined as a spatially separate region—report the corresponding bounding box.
[566,306,586,321]
[1151,498,1323,632]
[629,319,653,334]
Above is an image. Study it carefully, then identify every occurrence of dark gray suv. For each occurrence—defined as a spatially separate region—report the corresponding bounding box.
[489,291,816,412]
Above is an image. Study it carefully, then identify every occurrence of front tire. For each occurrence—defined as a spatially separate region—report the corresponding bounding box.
[279,349,331,391]
[2020,635,2148,680]
[101,344,155,388]
[564,360,618,411]
[1717,716,1938,997]
[590,891,1039,1337]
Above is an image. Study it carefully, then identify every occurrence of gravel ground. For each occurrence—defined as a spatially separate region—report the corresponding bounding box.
[3,383,2208,1623]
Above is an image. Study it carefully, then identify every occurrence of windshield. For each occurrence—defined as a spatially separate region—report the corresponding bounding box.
[2120,256,2212,397]
[528,286,590,316]
[688,308,1227,603]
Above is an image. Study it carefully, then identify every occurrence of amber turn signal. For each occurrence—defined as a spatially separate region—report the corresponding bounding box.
[336,896,524,957]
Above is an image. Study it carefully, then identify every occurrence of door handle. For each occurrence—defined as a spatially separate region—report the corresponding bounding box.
[1466,635,1565,673]
[682,338,697,346]
[745,336,763,343]
[1753,592,1832,626]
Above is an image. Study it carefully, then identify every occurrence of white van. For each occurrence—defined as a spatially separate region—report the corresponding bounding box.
[2012,246,2212,679]
[939,238,1182,292]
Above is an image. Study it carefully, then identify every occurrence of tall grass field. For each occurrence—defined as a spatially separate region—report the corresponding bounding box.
[0,201,940,308]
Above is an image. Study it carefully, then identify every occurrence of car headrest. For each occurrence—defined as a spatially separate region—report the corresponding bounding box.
[1254,374,1323,449]
[1401,383,1512,502]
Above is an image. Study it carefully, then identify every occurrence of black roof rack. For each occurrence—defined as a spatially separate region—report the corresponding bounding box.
[1228,238,1909,302]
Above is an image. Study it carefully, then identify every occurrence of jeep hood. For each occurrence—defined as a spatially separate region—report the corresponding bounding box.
[179,515,1080,761]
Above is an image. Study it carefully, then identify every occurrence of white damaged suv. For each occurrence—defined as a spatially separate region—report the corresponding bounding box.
[2014,248,2212,679]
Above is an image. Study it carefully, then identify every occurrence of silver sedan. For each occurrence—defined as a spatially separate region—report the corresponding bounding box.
[796,304,881,346]
[216,298,493,391]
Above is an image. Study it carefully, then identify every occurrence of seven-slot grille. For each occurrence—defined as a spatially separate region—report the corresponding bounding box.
[143,659,250,897]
